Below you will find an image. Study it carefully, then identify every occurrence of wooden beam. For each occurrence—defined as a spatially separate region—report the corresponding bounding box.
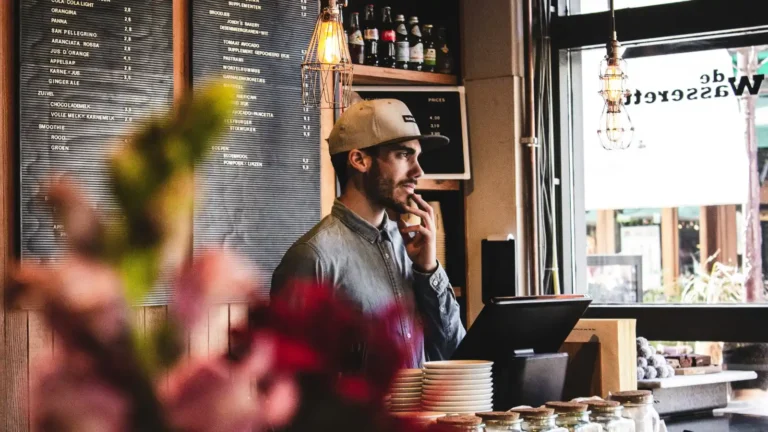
[661,208,680,296]
[353,65,458,85]
[700,205,739,270]
[173,0,190,102]
[596,210,616,254]
[320,109,336,217]
[416,179,461,191]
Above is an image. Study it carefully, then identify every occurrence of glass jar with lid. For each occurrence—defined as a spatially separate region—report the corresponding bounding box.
[391,411,447,427]
[436,414,486,431]
[545,402,603,432]
[586,400,635,432]
[608,391,659,432]
[477,411,523,431]
[509,408,568,432]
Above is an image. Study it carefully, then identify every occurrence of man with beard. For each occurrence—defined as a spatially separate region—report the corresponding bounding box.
[271,99,465,367]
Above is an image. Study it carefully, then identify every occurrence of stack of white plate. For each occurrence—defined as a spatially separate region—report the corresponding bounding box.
[421,360,494,414]
[387,368,424,412]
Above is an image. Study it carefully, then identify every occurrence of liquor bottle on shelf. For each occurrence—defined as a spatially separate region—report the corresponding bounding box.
[395,14,409,70]
[379,6,396,68]
[408,16,423,71]
[363,5,379,66]
[348,12,364,65]
[422,24,437,73]
[437,26,455,74]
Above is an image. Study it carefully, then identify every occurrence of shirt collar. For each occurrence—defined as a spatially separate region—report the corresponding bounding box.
[332,200,398,244]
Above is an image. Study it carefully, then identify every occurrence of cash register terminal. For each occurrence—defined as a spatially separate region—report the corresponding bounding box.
[451,295,592,410]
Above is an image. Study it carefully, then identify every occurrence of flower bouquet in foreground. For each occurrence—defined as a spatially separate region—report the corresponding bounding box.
[8,83,452,432]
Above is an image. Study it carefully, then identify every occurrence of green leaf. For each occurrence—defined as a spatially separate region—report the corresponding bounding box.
[120,248,160,303]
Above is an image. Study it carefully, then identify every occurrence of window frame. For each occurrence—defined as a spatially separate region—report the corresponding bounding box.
[552,0,768,342]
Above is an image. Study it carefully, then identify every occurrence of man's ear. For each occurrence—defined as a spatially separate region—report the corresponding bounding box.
[348,149,372,174]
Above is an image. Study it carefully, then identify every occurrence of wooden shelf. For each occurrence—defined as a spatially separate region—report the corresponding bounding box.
[416,179,460,191]
[353,64,458,85]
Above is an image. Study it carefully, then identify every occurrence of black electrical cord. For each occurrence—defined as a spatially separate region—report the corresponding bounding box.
[533,0,560,295]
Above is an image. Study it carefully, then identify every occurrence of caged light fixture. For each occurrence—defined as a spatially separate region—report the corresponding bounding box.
[597,0,634,150]
[301,0,354,109]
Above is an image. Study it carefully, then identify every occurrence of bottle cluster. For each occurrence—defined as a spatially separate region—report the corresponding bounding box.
[347,4,454,74]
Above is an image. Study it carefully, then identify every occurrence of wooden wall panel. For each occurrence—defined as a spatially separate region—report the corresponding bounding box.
[1,0,14,427]
[145,306,169,391]
[5,311,29,431]
[133,308,147,337]
[27,311,52,427]
[228,303,248,352]
[208,304,230,357]
[189,309,210,359]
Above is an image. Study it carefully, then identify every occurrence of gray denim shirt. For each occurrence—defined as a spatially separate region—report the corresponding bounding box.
[271,200,466,368]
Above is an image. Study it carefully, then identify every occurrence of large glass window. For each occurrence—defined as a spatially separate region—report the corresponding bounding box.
[561,33,768,305]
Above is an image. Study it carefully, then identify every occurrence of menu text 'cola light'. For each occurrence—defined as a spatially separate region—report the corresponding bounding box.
[301,0,354,109]
[597,0,634,150]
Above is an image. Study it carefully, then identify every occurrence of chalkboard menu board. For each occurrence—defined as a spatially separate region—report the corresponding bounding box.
[354,86,470,180]
[191,0,321,297]
[19,1,174,274]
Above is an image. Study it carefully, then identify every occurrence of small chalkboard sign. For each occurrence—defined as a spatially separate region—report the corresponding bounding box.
[353,86,470,180]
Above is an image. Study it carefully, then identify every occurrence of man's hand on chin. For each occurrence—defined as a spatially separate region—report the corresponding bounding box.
[398,194,438,274]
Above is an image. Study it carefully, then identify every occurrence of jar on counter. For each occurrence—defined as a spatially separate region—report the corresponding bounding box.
[391,411,447,427]
[586,400,635,432]
[436,415,486,431]
[545,402,603,432]
[509,408,568,432]
[608,391,659,432]
[477,411,523,431]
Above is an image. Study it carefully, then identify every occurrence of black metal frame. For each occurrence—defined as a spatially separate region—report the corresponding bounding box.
[552,0,768,343]
[584,305,768,343]
[553,0,768,50]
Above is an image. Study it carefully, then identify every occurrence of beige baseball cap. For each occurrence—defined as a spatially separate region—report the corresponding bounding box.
[328,98,449,155]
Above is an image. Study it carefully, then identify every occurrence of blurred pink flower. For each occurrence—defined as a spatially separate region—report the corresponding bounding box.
[171,250,257,328]
[162,335,298,432]
[31,360,129,432]
[12,258,129,349]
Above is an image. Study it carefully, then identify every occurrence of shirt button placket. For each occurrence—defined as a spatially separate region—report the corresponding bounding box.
[382,240,409,343]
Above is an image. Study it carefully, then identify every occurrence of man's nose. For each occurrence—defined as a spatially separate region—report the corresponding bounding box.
[410,161,424,179]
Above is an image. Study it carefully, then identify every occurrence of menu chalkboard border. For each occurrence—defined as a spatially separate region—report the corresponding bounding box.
[14,0,23,263]
[16,0,176,308]
[351,85,471,180]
